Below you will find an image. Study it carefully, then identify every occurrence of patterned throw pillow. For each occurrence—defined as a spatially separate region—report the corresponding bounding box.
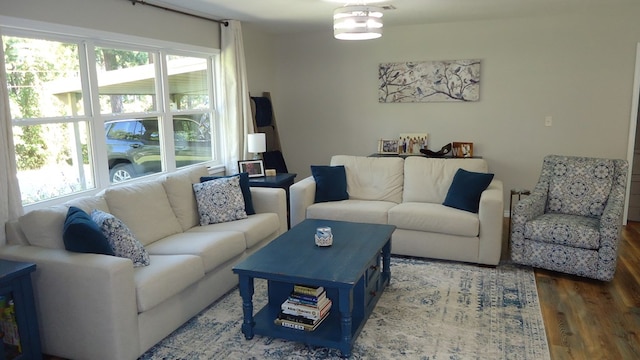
[91,209,150,267]
[200,173,255,215]
[192,175,248,225]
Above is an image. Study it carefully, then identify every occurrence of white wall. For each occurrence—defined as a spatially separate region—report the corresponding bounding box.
[244,4,640,207]
[0,0,219,48]
[2,1,640,207]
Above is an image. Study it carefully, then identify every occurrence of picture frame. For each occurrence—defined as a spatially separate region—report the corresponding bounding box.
[398,133,428,155]
[377,139,399,154]
[238,159,265,177]
[452,142,474,158]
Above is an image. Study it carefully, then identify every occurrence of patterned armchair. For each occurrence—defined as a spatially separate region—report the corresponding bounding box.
[510,155,628,281]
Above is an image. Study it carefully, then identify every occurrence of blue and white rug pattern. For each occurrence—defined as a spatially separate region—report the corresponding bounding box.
[139,257,550,359]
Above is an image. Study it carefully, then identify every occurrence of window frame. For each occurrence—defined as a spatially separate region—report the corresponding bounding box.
[1,18,222,211]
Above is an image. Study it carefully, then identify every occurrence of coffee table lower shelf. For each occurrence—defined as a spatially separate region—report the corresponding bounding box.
[249,274,387,357]
[253,303,359,349]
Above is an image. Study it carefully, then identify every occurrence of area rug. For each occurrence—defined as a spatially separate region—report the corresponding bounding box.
[139,257,550,359]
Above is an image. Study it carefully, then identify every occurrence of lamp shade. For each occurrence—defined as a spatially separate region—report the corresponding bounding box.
[334,5,383,40]
[248,133,266,154]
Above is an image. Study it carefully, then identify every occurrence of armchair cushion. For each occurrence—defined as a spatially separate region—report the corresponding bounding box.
[546,157,614,218]
[524,213,600,250]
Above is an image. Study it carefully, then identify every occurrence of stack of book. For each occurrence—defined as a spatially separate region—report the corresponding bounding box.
[274,284,332,331]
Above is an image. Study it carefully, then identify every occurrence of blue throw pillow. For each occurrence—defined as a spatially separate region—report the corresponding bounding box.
[201,172,255,215]
[311,165,349,203]
[63,206,114,255]
[443,168,494,213]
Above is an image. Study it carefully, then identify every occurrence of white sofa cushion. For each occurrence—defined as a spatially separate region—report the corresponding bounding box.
[104,181,183,246]
[388,202,480,237]
[161,166,210,231]
[65,195,110,214]
[187,213,279,249]
[306,200,396,224]
[18,205,68,249]
[403,157,489,204]
[134,254,204,312]
[330,155,404,203]
[145,231,246,272]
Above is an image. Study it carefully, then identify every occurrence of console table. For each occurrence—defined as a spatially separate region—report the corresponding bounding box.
[0,260,40,360]
[369,153,482,159]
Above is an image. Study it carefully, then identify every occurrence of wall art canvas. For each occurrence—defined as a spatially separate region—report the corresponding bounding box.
[398,133,428,155]
[379,59,480,103]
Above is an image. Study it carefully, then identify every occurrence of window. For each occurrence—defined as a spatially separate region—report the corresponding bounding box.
[2,29,220,207]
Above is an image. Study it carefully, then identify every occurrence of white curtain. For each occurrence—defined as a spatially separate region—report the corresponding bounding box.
[0,36,24,244]
[220,20,254,174]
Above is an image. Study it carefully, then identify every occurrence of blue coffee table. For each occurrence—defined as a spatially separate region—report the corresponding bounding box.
[233,219,395,357]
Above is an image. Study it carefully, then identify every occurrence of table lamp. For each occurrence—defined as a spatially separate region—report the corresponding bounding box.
[248,133,266,159]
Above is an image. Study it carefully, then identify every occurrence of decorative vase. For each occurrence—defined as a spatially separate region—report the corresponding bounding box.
[315,227,333,247]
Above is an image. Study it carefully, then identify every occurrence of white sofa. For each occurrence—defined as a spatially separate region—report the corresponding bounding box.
[290,155,504,265]
[1,165,287,360]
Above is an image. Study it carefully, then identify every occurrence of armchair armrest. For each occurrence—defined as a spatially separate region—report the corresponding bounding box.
[477,179,504,265]
[250,187,287,235]
[599,177,626,249]
[0,245,138,360]
[289,176,316,227]
[512,181,549,225]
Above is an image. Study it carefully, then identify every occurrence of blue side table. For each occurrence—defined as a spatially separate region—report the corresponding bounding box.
[0,260,41,360]
[249,173,297,228]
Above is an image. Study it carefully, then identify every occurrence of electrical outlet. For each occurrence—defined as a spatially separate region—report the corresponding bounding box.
[544,116,552,127]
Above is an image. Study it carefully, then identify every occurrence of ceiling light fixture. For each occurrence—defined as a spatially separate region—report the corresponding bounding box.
[333,5,383,40]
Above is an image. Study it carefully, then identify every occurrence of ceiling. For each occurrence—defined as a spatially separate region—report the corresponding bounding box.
[150,0,631,34]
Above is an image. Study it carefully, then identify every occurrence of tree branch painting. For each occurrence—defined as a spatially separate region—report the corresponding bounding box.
[379,59,480,103]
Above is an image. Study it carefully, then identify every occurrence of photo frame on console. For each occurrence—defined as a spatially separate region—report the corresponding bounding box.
[452,142,474,158]
[377,139,399,154]
[238,159,265,177]
[398,133,428,155]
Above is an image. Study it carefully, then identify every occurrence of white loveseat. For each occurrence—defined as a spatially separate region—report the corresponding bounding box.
[290,155,504,265]
[1,165,287,360]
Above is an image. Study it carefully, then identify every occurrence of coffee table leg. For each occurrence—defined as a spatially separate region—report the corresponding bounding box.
[382,239,391,286]
[238,275,255,340]
[338,287,353,358]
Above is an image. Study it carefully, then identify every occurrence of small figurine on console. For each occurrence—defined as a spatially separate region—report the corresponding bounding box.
[420,143,452,158]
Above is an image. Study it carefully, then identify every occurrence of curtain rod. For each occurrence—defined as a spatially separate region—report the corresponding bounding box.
[129,0,229,26]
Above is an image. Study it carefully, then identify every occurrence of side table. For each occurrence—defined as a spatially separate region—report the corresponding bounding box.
[0,260,41,360]
[508,189,531,244]
[249,173,297,227]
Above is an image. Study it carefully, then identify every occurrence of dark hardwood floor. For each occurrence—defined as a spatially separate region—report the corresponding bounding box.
[533,220,640,360]
[45,220,640,360]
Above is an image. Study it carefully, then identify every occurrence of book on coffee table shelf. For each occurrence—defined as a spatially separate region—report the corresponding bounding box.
[275,287,332,331]
[293,284,324,297]
[274,311,330,331]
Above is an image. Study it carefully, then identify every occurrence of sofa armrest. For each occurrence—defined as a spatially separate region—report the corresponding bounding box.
[250,187,287,235]
[0,245,139,360]
[477,179,504,265]
[289,176,316,227]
